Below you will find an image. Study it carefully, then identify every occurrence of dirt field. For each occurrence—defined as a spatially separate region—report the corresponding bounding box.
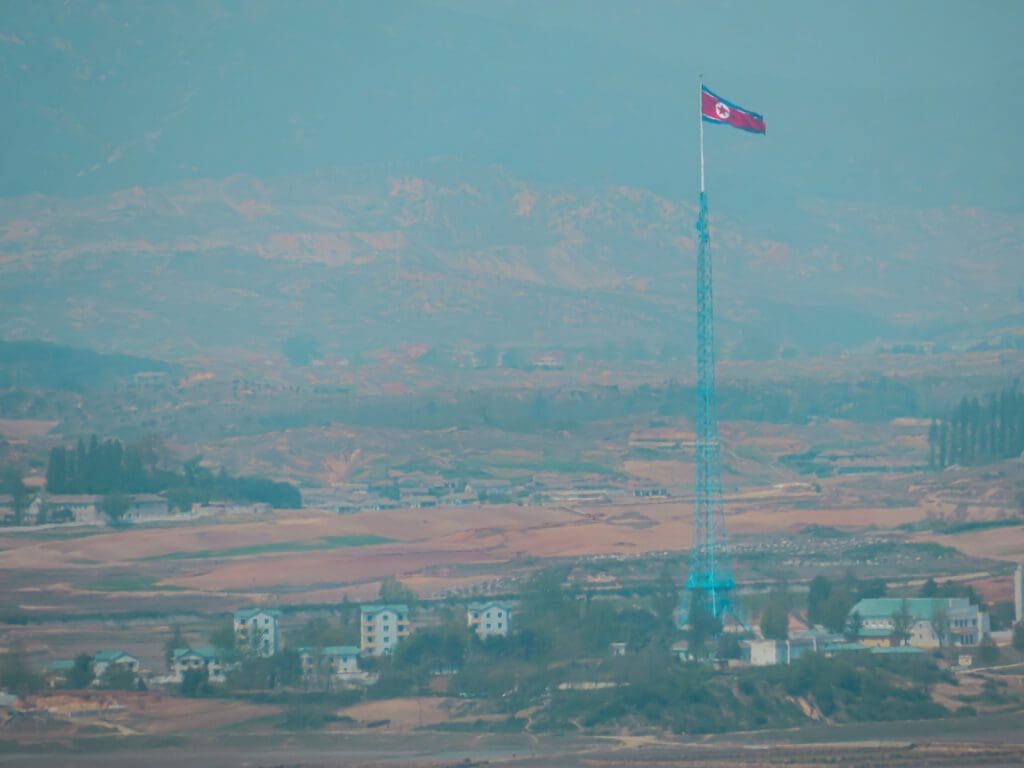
[0,470,1016,617]
[0,499,920,606]
[913,527,1024,563]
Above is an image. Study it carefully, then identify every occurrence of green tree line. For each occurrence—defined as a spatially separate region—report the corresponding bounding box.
[46,436,159,494]
[928,383,1024,468]
[45,435,301,509]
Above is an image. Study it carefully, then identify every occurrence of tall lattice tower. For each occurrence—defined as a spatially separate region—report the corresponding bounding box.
[678,80,765,627]
[678,189,735,626]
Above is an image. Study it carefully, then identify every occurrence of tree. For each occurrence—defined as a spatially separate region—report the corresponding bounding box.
[686,591,721,657]
[976,637,999,666]
[0,641,43,695]
[760,597,789,641]
[293,616,356,649]
[46,447,67,493]
[931,604,950,647]
[378,576,418,616]
[100,493,131,524]
[821,587,855,633]
[890,599,914,647]
[208,619,237,657]
[67,653,95,689]
[844,610,863,642]
[1,467,27,525]
[165,625,187,668]
[806,575,832,627]
[651,562,680,630]
[99,663,137,690]
[181,666,211,697]
[228,649,301,691]
[1012,624,1024,653]
[716,632,742,660]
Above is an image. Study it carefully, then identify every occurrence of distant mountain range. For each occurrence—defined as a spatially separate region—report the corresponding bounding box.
[1,161,1021,366]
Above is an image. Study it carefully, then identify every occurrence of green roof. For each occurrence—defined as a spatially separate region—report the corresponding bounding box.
[858,628,894,638]
[297,645,359,656]
[360,604,408,615]
[94,650,135,663]
[47,660,75,671]
[173,646,223,661]
[824,642,869,652]
[870,645,924,655]
[321,645,359,655]
[851,597,972,621]
[234,608,280,619]
[467,602,511,611]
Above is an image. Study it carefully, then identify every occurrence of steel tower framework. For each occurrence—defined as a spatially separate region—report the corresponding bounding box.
[679,189,735,624]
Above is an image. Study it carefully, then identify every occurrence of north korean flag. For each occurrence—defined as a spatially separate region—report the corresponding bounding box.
[701,86,766,134]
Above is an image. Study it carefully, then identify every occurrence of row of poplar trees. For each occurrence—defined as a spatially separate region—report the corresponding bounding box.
[928,383,1024,469]
[45,436,158,494]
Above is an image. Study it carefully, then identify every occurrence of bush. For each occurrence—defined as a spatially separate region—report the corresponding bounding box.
[0,642,43,695]
[279,700,336,730]
[976,638,999,666]
[181,667,212,697]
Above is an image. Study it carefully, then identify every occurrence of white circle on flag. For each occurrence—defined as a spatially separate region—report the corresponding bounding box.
[714,102,731,119]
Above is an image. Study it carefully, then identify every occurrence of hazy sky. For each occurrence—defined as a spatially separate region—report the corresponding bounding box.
[2,0,1021,217]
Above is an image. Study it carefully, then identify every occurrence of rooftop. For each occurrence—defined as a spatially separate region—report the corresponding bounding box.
[234,607,280,620]
[851,597,976,621]
[94,650,136,662]
[360,604,408,615]
[173,646,223,661]
[467,601,511,611]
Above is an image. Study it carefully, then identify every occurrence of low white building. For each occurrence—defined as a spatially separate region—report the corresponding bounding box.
[298,645,361,680]
[92,650,140,679]
[119,494,171,522]
[170,647,227,684]
[851,597,989,648]
[467,602,511,639]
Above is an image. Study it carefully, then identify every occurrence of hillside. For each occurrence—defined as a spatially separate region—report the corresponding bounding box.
[1,163,1021,366]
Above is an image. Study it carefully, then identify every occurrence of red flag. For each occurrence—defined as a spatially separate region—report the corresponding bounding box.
[701,86,766,134]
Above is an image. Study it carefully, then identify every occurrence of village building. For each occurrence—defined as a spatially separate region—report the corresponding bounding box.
[36,495,103,524]
[360,604,410,656]
[44,659,76,688]
[92,650,141,679]
[191,501,272,517]
[118,494,171,522]
[742,630,847,667]
[850,597,989,648]
[170,647,227,684]
[233,608,280,656]
[297,645,361,681]
[467,601,511,639]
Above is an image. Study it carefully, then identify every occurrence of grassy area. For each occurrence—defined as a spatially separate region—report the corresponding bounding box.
[141,534,395,562]
[934,518,1024,535]
[80,575,186,592]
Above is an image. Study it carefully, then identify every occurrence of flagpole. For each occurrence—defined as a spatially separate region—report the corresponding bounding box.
[698,73,705,194]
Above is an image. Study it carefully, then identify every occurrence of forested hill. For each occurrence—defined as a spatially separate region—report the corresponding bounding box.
[0,341,179,391]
